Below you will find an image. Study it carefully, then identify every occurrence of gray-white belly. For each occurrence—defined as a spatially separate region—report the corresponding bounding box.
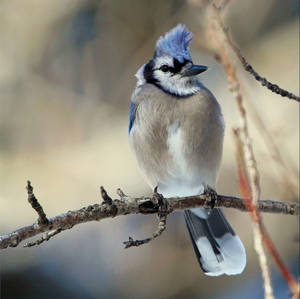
[129,86,224,197]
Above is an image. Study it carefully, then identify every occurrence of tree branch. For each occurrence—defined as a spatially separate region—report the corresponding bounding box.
[213,4,300,103]
[0,182,298,250]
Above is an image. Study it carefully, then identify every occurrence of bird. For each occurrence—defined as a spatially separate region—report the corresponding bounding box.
[128,24,246,276]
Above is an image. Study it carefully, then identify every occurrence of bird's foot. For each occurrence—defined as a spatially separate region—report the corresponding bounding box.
[204,186,219,210]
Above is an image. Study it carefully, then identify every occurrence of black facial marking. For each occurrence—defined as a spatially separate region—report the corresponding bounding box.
[171,58,190,74]
[173,58,182,73]
[143,59,159,84]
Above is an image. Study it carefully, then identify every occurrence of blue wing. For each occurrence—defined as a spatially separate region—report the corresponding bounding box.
[128,101,137,133]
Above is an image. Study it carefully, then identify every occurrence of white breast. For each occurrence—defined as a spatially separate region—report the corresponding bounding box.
[167,122,187,175]
[159,121,213,197]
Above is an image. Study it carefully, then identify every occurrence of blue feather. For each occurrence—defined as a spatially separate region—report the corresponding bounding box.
[155,24,193,63]
[128,101,137,133]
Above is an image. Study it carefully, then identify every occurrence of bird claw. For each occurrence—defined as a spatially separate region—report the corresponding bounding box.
[204,186,219,210]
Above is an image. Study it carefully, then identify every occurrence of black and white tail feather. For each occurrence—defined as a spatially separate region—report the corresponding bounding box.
[184,208,246,276]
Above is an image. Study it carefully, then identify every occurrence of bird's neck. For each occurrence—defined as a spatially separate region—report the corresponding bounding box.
[154,79,202,98]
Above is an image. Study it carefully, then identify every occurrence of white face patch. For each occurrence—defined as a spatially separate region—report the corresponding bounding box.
[152,55,201,96]
[135,64,146,86]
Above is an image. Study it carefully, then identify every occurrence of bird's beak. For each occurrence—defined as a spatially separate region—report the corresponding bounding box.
[181,64,208,77]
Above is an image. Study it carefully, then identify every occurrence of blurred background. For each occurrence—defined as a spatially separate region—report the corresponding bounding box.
[0,0,299,298]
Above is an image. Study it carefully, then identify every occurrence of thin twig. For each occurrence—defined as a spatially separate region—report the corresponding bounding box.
[100,186,113,205]
[0,182,298,250]
[214,2,299,197]
[26,180,49,225]
[239,86,299,199]
[191,2,299,198]
[23,228,63,248]
[123,187,169,248]
[235,130,300,298]
[123,215,167,248]
[234,129,275,299]
[234,46,300,102]
[208,3,299,297]
[214,4,300,103]
[210,3,275,298]
[218,0,233,11]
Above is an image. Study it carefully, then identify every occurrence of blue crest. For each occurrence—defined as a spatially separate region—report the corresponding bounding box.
[155,24,193,63]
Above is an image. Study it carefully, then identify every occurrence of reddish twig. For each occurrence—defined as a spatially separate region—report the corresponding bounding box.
[204,3,299,297]
[237,149,300,297]
[235,127,299,297]
[234,129,274,299]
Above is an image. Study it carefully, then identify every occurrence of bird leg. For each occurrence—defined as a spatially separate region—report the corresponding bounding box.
[204,185,219,210]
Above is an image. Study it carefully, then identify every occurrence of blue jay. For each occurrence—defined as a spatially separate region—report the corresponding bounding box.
[129,24,246,276]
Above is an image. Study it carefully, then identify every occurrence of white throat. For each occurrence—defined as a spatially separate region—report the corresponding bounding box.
[155,74,201,97]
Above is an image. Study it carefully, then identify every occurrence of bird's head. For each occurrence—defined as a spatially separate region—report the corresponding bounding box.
[136,24,207,97]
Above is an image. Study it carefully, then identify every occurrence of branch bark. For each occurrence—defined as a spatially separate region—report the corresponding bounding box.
[0,184,298,250]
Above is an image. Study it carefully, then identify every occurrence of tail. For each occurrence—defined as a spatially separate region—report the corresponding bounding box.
[184,208,246,276]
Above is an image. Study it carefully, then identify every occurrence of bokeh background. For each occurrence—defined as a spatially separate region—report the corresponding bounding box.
[0,0,299,298]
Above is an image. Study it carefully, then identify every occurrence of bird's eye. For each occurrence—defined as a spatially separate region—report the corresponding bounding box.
[159,65,169,72]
